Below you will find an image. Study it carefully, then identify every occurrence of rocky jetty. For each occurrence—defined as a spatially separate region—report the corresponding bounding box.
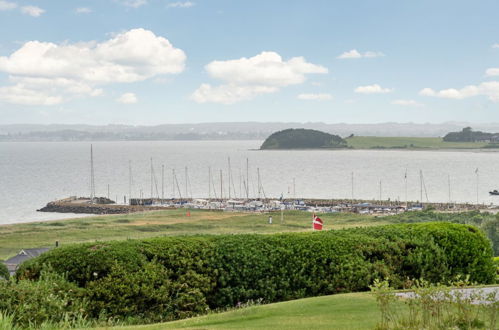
[37,197,169,215]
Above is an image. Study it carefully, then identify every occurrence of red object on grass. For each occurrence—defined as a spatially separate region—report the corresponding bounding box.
[313,214,323,230]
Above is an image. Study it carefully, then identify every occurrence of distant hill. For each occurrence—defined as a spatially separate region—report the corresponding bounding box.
[260,129,347,149]
[5,122,499,141]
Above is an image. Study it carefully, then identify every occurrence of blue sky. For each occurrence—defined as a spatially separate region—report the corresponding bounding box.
[0,0,498,125]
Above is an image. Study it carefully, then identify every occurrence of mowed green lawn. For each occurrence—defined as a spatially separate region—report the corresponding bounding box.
[0,209,386,260]
[346,136,488,149]
[101,292,388,330]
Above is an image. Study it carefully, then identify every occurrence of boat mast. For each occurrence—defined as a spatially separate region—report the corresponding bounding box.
[161,164,165,203]
[185,166,188,199]
[173,169,182,200]
[172,169,175,199]
[208,166,211,201]
[404,169,408,207]
[419,170,423,203]
[293,177,296,200]
[150,157,153,199]
[220,169,223,201]
[90,144,95,203]
[246,158,249,200]
[228,157,231,199]
[257,168,261,200]
[128,160,132,204]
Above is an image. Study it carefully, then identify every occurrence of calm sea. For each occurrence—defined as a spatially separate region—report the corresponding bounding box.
[1,140,499,225]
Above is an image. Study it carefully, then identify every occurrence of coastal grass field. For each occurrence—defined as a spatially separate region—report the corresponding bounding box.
[346,136,489,149]
[0,209,387,260]
[103,292,387,330]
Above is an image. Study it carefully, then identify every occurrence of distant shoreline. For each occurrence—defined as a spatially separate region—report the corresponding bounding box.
[260,136,497,151]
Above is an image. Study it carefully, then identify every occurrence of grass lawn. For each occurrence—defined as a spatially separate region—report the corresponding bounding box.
[0,209,386,260]
[346,136,488,149]
[100,292,389,330]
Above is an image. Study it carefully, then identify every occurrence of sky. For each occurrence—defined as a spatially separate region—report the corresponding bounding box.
[0,0,498,125]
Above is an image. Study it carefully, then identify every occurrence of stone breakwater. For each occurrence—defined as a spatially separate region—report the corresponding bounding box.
[37,200,170,215]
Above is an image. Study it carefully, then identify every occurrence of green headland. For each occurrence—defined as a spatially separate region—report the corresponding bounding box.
[260,127,499,150]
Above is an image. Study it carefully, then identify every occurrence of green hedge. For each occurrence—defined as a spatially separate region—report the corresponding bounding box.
[17,223,495,323]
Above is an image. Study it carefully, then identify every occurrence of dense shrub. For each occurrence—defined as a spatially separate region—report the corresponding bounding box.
[0,262,8,280]
[0,267,88,328]
[384,210,499,256]
[17,223,495,323]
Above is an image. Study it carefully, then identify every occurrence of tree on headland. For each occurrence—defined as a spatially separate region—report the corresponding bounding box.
[443,127,498,142]
[260,128,347,149]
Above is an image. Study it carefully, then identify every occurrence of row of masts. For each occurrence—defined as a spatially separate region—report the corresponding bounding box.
[125,156,268,202]
[90,145,481,205]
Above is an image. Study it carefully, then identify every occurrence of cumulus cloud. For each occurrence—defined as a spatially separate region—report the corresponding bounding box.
[354,84,393,94]
[0,0,16,11]
[297,93,332,101]
[117,92,138,104]
[167,1,195,8]
[391,99,423,107]
[486,68,499,76]
[337,49,384,59]
[75,7,92,14]
[492,44,499,49]
[115,0,147,8]
[0,85,63,105]
[20,6,45,17]
[192,51,327,104]
[0,28,186,105]
[192,84,277,105]
[419,82,499,102]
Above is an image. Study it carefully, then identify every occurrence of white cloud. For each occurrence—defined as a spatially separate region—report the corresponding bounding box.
[337,49,384,59]
[492,44,499,49]
[116,0,147,8]
[419,81,499,102]
[192,84,277,105]
[0,28,186,105]
[0,85,63,106]
[167,1,195,8]
[75,7,92,14]
[0,0,17,11]
[192,51,328,104]
[486,68,499,76]
[297,93,332,101]
[20,6,45,17]
[117,92,138,104]
[338,49,361,59]
[391,99,423,107]
[354,84,393,94]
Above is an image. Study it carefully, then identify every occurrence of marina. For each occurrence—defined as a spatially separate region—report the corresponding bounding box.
[2,140,499,224]
[34,143,496,217]
[37,195,492,216]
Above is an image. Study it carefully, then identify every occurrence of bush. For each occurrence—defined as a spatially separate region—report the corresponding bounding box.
[0,266,88,328]
[0,263,8,280]
[384,210,499,256]
[17,223,495,323]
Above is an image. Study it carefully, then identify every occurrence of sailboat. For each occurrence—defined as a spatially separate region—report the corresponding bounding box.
[489,190,499,196]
